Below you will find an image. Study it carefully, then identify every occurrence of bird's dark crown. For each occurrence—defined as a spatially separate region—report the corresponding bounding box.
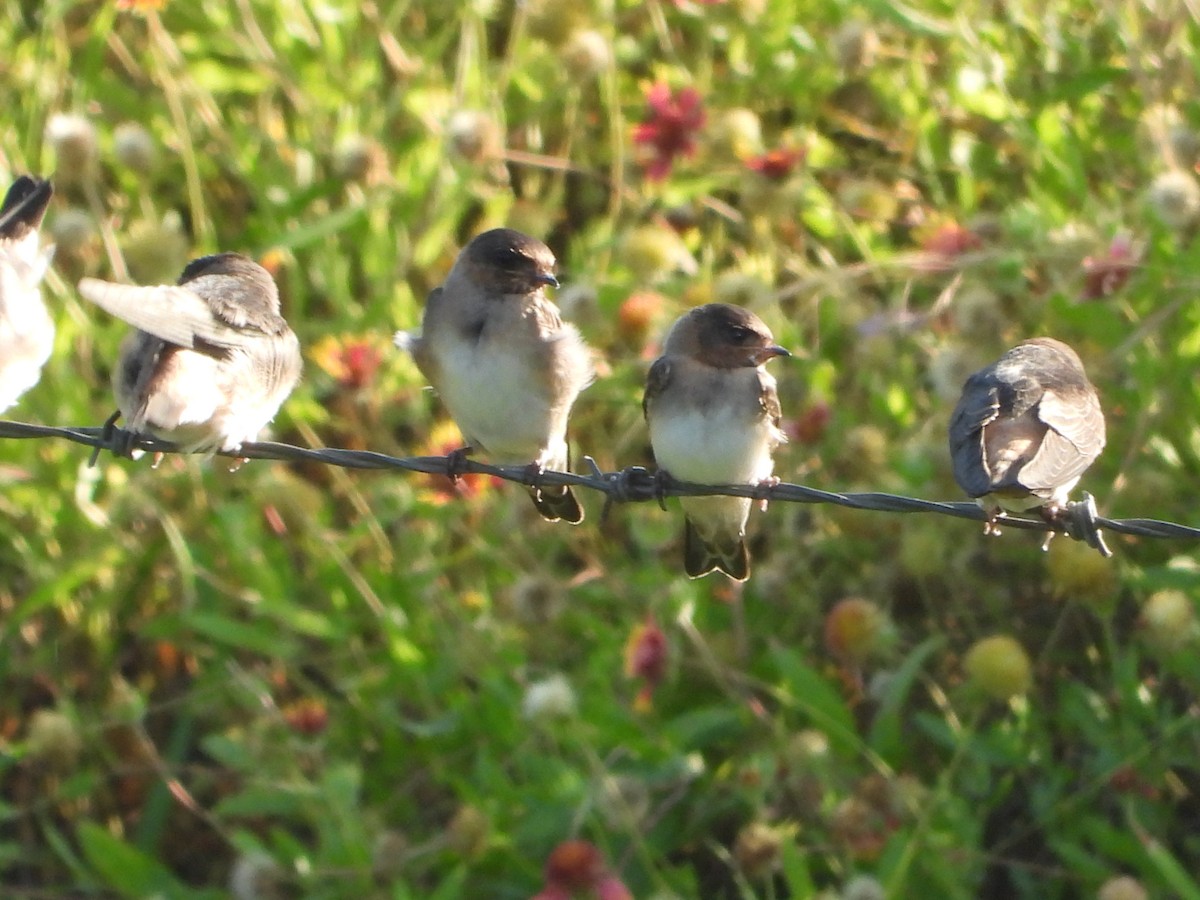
[461,228,557,295]
[669,303,789,368]
[178,252,265,283]
[177,252,282,314]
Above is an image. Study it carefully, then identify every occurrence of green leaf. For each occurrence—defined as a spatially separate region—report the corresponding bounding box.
[869,636,946,764]
[769,646,860,757]
[179,610,299,656]
[214,784,316,819]
[76,821,184,898]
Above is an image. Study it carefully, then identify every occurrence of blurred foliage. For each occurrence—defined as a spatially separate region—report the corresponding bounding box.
[2,0,1200,897]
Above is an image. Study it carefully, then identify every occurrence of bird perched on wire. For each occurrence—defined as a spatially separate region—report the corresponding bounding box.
[0,176,55,413]
[395,228,595,524]
[644,303,791,582]
[948,337,1105,534]
[78,252,302,459]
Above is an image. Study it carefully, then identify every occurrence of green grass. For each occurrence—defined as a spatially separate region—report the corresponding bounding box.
[2,0,1200,897]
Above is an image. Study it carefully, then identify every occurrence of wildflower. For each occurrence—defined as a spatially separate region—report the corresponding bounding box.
[522,673,577,720]
[229,851,284,900]
[616,290,667,345]
[563,30,612,78]
[533,841,632,900]
[25,708,83,770]
[633,83,705,180]
[963,635,1032,701]
[113,122,158,174]
[448,805,491,858]
[709,108,762,162]
[916,220,982,271]
[310,334,384,391]
[833,22,880,71]
[121,212,189,285]
[1081,232,1139,300]
[333,134,386,184]
[625,617,667,711]
[823,598,895,667]
[1147,168,1200,229]
[45,113,98,184]
[51,208,96,256]
[282,697,329,737]
[621,223,697,281]
[416,420,495,505]
[734,822,790,879]
[447,110,502,163]
[842,874,886,900]
[745,147,805,180]
[1140,589,1199,654]
[787,402,830,445]
[1097,876,1148,900]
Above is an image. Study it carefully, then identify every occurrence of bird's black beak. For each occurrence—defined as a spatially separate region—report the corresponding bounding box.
[537,273,560,289]
[755,344,792,364]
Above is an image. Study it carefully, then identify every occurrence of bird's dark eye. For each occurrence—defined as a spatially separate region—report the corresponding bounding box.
[497,246,527,270]
[729,325,755,343]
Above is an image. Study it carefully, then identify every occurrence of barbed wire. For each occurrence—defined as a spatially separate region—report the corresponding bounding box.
[3,419,1199,557]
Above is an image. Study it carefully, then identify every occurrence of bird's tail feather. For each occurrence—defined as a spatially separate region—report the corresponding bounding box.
[0,176,53,240]
[683,518,749,582]
[530,485,585,525]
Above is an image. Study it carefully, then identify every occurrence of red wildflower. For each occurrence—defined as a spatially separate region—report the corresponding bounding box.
[787,401,831,445]
[594,876,634,900]
[921,222,982,257]
[1081,232,1139,300]
[625,617,667,712]
[913,221,983,273]
[543,841,606,891]
[625,618,667,683]
[418,421,496,505]
[745,147,806,180]
[633,83,706,180]
[533,841,632,900]
[310,334,384,391]
[616,290,666,345]
[282,698,329,737]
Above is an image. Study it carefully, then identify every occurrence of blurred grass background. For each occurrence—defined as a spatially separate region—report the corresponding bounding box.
[2,0,1200,897]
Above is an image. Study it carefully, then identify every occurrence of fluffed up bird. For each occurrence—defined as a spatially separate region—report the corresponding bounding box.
[396,228,595,524]
[948,337,1105,533]
[0,176,55,413]
[644,303,790,582]
[78,252,302,456]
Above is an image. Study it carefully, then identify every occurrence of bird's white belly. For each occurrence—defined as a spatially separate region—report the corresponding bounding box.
[650,406,776,485]
[435,336,554,462]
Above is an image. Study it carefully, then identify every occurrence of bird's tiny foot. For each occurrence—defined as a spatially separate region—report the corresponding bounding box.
[228,457,248,473]
[523,461,547,493]
[653,468,672,512]
[1038,503,1065,551]
[983,509,1006,536]
[445,445,475,483]
[754,475,781,512]
[151,451,165,469]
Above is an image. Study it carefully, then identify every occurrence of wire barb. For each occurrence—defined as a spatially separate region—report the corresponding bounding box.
[1,419,1197,554]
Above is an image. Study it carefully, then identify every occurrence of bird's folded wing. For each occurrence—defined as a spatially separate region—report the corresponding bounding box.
[642,357,673,420]
[77,280,251,349]
[948,379,1002,496]
[1020,388,1105,492]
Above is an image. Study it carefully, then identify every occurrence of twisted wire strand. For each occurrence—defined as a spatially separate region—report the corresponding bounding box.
[1,420,1196,550]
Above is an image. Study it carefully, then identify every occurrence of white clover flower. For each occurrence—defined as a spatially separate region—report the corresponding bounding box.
[522,673,577,720]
